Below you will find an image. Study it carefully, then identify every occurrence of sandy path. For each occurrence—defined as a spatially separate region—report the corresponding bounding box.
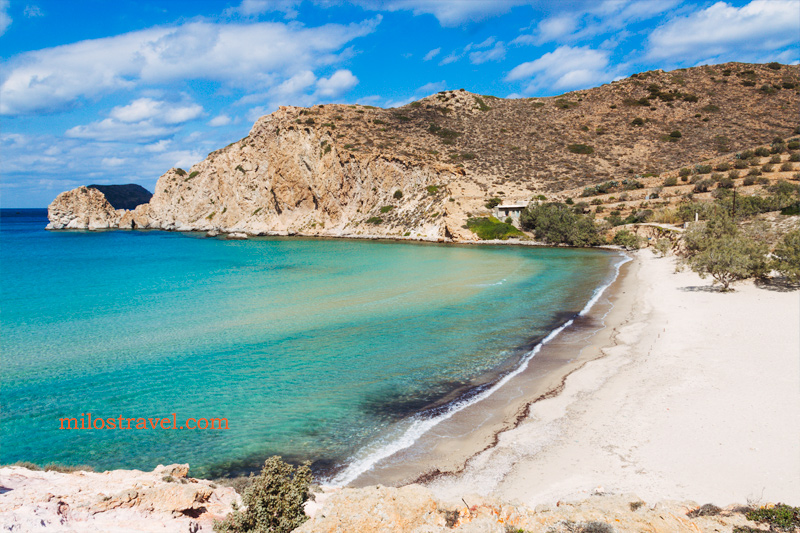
[427,251,800,507]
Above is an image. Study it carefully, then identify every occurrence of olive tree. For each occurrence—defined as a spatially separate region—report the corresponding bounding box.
[771,229,800,282]
[681,213,768,290]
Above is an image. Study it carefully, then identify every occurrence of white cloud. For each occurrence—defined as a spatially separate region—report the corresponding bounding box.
[506,45,615,93]
[376,0,529,26]
[0,18,378,116]
[315,69,359,97]
[208,114,232,127]
[416,80,446,93]
[109,98,203,124]
[102,157,126,167]
[513,15,577,46]
[439,52,459,66]
[648,0,800,61]
[423,47,441,61]
[228,0,301,18]
[24,5,44,17]
[66,97,203,142]
[470,41,506,64]
[0,0,11,36]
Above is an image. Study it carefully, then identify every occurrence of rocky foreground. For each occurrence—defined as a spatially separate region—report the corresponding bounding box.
[0,466,770,532]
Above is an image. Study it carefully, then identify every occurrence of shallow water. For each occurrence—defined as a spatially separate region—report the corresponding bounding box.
[0,209,617,478]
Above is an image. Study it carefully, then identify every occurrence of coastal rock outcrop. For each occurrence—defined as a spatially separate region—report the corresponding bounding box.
[0,464,239,532]
[297,485,763,533]
[86,184,153,210]
[46,186,121,230]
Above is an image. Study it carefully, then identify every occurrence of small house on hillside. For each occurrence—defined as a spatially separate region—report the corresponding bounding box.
[494,202,528,222]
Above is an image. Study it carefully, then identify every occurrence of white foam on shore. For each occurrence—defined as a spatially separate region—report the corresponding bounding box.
[328,253,632,487]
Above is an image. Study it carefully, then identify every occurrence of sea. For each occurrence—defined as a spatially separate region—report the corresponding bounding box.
[0,208,623,481]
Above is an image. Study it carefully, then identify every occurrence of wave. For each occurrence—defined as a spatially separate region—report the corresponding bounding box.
[327,252,632,487]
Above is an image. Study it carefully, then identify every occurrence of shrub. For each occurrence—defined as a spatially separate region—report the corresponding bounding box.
[702,104,720,113]
[791,153,800,162]
[738,150,755,160]
[663,176,678,187]
[717,177,734,189]
[693,179,714,192]
[426,185,440,195]
[485,197,501,209]
[762,164,774,173]
[733,159,749,169]
[379,206,393,213]
[747,167,762,177]
[728,170,741,179]
[365,216,383,224]
[631,117,645,126]
[622,179,644,190]
[214,457,311,533]
[744,504,800,531]
[711,172,724,182]
[669,130,682,139]
[772,143,786,154]
[772,230,800,282]
[473,95,491,112]
[175,168,187,176]
[679,167,692,177]
[591,198,603,205]
[754,147,771,157]
[743,176,756,186]
[767,62,782,70]
[788,141,800,150]
[567,143,594,155]
[393,190,403,199]
[681,213,768,290]
[466,217,524,240]
[695,164,712,174]
[565,198,574,205]
[715,162,731,171]
[188,171,200,179]
[613,230,642,249]
[770,154,782,164]
[520,202,604,246]
[781,162,794,172]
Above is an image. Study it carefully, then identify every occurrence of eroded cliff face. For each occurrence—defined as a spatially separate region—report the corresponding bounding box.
[86,105,468,241]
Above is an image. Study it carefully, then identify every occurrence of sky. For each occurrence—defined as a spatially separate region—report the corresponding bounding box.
[1,0,798,207]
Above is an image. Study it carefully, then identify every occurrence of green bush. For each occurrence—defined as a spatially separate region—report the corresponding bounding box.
[744,504,800,531]
[743,176,756,186]
[790,153,800,162]
[762,164,774,173]
[567,143,594,155]
[696,164,712,174]
[717,177,734,189]
[379,205,393,213]
[175,168,187,176]
[631,117,645,126]
[788,141,800,150]
[214,457,311,533]
[663,176,678,187]
[767,62,782,70]
[715,162,731,171]
[693,179,714,192]
[728,170,741,179]
[188,171,200,179]
[485,197,501,209]
[681,213,768,290]
[711,172,724,182]
[747,167,762,177]
[733,159,749,169]
[520,202,604,246]
[781,162,794,172]
[465,217,524,240]
[755,147,771,157]
[393,190,403,199]
[366,216,383,224]
[613,230,642,249]
[772,230,800,282]
[669,130,682,139]
[426,185,440,195]
[770,154,782,164]
[679,167,692,177]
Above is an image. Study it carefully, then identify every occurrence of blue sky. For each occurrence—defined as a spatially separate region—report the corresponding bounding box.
[1,0,798,207]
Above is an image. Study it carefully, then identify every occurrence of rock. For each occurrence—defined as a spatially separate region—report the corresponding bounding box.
[0,464,240,532]
[226,232,248,240]
[46,186,121,230]
[297,487,762,533]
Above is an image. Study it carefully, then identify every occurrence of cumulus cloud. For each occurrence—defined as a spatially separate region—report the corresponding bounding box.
[66,98,203,142]
[315,69,359,97]
[0,0,11,36]
[229,0,301,18]
[513,15,577,46]
[0,18,378,116]
[506,45,616,93]
[208,114,232,127]
[423,47,441,61]
[648,0,800,61]
[470,41,506,64]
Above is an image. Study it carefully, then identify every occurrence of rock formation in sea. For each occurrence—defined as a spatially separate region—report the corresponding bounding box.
[86,184,153,210]
[47,62,798,240]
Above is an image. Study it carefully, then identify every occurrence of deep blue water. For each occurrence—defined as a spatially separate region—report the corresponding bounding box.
[0,209,619,478]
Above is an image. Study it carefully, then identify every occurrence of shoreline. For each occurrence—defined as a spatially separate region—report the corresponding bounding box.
[332,251,632,487]
[423,251,800,507]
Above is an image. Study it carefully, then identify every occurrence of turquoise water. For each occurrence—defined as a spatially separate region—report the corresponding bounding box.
[0,209,619,478]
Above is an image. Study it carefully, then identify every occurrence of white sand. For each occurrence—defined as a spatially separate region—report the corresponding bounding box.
[427,251,800,507]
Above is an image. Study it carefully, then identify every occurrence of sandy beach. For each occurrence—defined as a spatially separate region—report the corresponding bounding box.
[423,250,800,507]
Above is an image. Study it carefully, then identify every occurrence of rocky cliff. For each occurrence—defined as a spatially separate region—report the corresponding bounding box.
[87,184,152,210]
[47,62,799,240]
[0,464,239,532]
